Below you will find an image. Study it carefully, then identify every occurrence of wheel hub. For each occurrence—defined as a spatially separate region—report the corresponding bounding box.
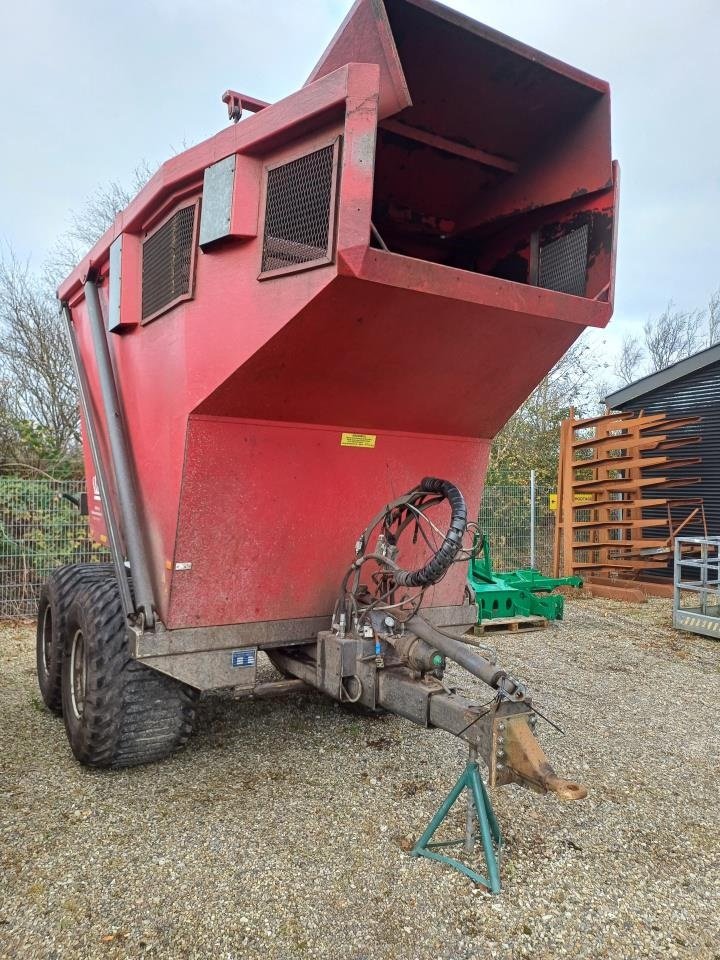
[69,629,86,720]
[41,605,53,674]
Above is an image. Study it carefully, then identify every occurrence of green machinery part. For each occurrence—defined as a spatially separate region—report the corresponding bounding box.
[468,534,582,622]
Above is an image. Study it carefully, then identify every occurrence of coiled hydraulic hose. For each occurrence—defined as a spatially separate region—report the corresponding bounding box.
[337,477,469,627]
[393,477,467,587]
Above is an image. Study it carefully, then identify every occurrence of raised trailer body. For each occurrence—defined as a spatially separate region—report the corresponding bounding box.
[59,0,616,671]
[44,0,617,888]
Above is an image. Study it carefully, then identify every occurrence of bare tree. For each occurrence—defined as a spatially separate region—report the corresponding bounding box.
[643,303,703,371]
[0,163,154,475]
[0,250,79,468]
[0,378,24,467]
[614,289,720,387]
[46,162,153,284]
[706,290,720,346]
[615,334,644,385]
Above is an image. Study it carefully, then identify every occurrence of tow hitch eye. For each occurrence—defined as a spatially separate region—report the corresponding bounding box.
[497,715,588,800]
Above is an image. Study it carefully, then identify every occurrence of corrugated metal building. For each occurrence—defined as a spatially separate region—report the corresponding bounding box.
[605,344,720,576]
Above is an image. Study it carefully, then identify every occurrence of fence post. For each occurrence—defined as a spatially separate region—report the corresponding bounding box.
[529,470,536,569]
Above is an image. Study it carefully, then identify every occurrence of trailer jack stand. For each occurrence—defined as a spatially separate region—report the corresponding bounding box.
[411,747,502,893]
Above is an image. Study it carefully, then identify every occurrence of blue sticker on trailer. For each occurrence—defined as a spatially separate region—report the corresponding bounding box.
[231,650,256,668]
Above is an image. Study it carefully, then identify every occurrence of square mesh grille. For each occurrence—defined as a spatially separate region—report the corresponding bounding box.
[142,204,196,320]
[261,144,337,275]
[538,223,589,297]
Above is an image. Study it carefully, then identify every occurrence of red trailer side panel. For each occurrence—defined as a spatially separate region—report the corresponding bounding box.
[168,418,488,627]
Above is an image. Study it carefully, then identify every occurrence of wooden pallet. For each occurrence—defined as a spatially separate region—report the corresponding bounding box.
[471,615,548,635]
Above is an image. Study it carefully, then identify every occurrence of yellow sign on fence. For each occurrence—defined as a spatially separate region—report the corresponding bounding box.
[549,492,594,512]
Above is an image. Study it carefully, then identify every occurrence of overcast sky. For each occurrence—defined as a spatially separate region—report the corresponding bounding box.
[1,0,719,351]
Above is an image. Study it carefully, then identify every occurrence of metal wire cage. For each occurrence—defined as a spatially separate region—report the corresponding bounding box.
[538,223,589,297]
[0,479,109,618]
[673,536,720,639]
[141,201,199,323]
[477,484,556,572]
[260,140,340,277]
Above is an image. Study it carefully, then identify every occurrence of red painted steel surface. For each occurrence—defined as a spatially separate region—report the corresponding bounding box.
[169,418,487,628]
[59,0,618,635]
[197,273,591,438]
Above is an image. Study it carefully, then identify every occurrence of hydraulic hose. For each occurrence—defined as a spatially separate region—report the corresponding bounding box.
[393,477,467,587]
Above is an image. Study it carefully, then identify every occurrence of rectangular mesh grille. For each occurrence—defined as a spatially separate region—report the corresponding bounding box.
[261,144,336,275]
[538,223,589,297]
[142,204,196,320]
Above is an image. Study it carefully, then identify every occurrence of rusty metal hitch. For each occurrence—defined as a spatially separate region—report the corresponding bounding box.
[496,714,587,800]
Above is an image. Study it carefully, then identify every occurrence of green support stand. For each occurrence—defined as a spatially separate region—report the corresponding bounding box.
[411,748,502,893]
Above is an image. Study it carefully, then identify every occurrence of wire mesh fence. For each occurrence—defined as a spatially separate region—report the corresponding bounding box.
[0,478,109,618]
[477,483,556,573]
[0,478,557,619]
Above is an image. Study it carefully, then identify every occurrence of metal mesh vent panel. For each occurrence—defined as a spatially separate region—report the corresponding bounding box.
[538,223,589,297]
[142,204,196,319]
[261,145,336,274]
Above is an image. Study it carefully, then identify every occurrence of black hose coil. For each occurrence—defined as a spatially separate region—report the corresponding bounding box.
[393,477,467,588]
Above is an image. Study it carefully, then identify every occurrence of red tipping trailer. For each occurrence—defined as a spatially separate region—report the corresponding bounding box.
[42,0,617,889]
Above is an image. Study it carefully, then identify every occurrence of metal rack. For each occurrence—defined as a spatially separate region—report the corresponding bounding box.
[673,536,720,639]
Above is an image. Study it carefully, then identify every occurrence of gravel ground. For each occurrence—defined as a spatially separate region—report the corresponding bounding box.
[1,596,719,960]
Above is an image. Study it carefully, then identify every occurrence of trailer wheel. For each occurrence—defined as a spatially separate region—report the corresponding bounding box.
[36,563,115,713]
[61,575,199,768]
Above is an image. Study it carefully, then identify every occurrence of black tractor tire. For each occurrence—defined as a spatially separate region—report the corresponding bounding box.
[61,575,199,768]
[36,563,115,714]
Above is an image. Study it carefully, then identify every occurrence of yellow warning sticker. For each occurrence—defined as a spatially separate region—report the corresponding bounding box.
[341,432,376,448]
[548,493,558,511]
